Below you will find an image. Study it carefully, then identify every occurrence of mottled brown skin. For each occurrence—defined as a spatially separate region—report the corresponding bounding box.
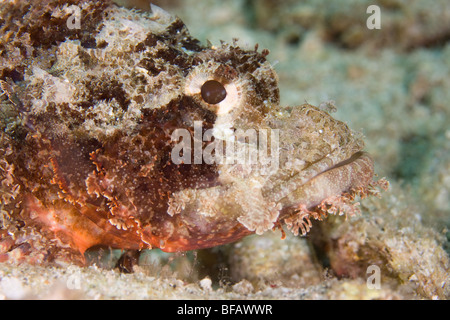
[0,0,385,264]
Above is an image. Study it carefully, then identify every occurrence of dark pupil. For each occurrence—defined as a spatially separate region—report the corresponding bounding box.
[201,80,227,104]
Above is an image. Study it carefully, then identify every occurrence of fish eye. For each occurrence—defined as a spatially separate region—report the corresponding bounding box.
[201,80,227,104]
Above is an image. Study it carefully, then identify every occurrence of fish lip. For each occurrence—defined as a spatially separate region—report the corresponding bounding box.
[323,151,368,173]
[318,150,375,192]
[278,150,374,212]
[320,151,374,188]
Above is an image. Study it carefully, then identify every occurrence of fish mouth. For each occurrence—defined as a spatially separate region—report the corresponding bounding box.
[277,151,374,210]
[324,151,369,173]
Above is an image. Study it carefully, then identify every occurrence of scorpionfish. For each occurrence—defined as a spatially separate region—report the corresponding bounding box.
[0,0,386,264]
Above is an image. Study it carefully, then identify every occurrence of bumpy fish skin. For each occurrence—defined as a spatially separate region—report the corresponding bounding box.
[0,0,385,264]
